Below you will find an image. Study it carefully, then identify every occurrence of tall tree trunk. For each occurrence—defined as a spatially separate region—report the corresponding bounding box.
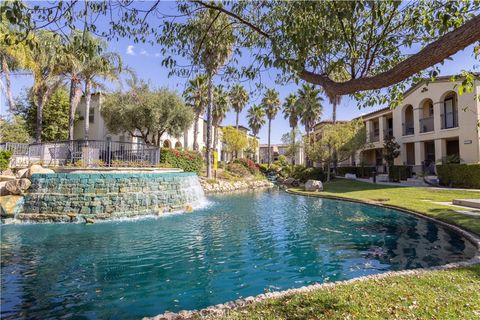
[193,113,200,151]
[291,127,296,165]
[234,111,240,158]
[267,118,272,166]
[332,99,338,177]
[254,134,258,162]
[35,93,45,143]
[213,125,218,154]
[1,57,15,116]
[84,80,92,140]
[68,77,82,141]
[206,73,213,178]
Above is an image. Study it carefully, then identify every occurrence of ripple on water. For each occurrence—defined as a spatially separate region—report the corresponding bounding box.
[1,190,477,320]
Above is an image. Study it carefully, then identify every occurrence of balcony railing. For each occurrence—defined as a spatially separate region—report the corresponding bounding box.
[419,116,434,133]
[0,140,160,167]
[368,129,380,143]
[384,128,393,140]
[441,112,459,129]
[402,122,414,136]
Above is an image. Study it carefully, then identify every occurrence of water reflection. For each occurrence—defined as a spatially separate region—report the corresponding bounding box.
[1,190,476,319]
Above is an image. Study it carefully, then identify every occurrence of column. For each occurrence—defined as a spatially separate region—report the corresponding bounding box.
[434,139,446,162]
[365,120,372,142]
[433,101,442,132]
[414,141,424,166]
[413,107,422,136]
[400,143,408,165]
[379,116,386,144]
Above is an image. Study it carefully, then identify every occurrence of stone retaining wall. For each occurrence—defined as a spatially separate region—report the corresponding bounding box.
[19,172,204,222]
[199,178,274,194]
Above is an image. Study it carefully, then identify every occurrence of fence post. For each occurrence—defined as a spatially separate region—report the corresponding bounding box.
[107,140,112,167]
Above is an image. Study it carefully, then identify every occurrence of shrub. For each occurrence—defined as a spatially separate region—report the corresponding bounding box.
[0,150,13,171]
[438,154,462,164]
[437,164,480,189]
[388,165,412,182]
[226,162,250,177]
[233,158,258,174]
[258,163,269,173]
[293,167,327,182]
[160,148,203,172]
[336,166,376,178]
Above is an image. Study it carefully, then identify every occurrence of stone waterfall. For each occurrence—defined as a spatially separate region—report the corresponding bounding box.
[18,172,207,222]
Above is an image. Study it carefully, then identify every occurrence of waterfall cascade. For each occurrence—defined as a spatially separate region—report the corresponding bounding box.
[18,171,207,222]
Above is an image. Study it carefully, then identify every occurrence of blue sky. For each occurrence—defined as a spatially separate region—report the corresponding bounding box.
[1,3,478,144]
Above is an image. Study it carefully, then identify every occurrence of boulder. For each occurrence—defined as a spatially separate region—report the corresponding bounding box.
[0,195,24,217]
[305,179,323,192]
[28,164,55,177]
[16,168,29,179]
[284,177,296,186]
[0,181,9,196]
[0,175,16,182]
[345,173,357,180]
[4,178,31,195]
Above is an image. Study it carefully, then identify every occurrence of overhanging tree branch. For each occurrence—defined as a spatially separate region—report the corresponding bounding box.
[299,14,480,97]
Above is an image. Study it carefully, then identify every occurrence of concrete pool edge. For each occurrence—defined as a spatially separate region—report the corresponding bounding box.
[144,189,480,320]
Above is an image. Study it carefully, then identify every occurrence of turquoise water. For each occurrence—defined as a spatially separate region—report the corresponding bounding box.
[1,190,476,319]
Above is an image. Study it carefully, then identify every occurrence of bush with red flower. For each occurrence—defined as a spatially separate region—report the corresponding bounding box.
[233,158,259,174]
[160,148,203,172]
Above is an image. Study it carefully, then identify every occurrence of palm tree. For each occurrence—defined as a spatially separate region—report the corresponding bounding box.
[282,93,300,164]
[81,39,122,140]
[30,31,64,142]
[247,104,266,162]
[0,19,35,115]
[298,84,323,139]
[212,85,230,152]
[184,74,208,151]
[61,30,96,141]
[229,84,249,129]
[190,9,235,178]
[261,88,280,166]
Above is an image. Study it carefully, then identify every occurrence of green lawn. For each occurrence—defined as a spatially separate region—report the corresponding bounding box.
[218,265,480,319]
[209,180,480,320]
[291,179,480,235]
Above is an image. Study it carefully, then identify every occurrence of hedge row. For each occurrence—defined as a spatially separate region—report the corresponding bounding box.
[336,166,376,178]
[159,148,203,173]
[388,165,412,182]
[437,164,480,189]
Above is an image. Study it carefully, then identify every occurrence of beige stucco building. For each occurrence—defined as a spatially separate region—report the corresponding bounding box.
[73,93,259,161]
[313,76,480,174]
[259,144,305,165]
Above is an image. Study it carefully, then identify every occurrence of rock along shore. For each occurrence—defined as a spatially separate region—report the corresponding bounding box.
[199,177,274,194]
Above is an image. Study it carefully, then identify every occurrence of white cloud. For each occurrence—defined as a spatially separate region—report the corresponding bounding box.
[154,53,161,57]
[126,45,135,56]
[140,49,149,56]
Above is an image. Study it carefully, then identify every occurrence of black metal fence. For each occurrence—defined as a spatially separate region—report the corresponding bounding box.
[0,140,160,167]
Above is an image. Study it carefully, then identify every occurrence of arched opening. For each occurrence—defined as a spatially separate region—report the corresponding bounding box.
[419,99,434,133]
[163,140,171,148]
[403,105,414,135]
[174,141,182,150]
[441,91,458,129]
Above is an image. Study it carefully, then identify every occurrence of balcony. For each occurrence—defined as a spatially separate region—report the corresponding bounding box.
[402,122,414,136]
[441,112,458,129]
[368,129,380,143]
[419,116,434,133]
[384,128,393,140]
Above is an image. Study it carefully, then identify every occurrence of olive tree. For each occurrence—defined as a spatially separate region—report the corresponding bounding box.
[101,82,194,146]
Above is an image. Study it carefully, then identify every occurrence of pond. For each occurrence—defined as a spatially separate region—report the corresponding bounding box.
[1,190,477,319]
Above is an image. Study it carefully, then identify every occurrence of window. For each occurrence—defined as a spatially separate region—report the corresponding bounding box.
[89,106,94,123]
[443,97,457,129]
